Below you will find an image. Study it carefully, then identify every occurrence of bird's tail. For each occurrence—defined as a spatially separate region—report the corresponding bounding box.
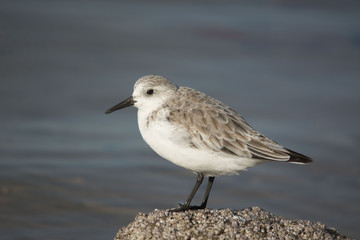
[286,148,313,164]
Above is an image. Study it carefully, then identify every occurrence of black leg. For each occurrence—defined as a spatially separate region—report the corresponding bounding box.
[199,176,215,209]
[170,173,204,212]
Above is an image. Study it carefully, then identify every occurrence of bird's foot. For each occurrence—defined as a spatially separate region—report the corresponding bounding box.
[169,203,206,212]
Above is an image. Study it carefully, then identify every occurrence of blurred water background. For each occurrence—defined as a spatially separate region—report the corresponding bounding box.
[1,1,359,239]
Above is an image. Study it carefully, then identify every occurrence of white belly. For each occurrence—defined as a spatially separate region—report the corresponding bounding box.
[137,110,261,176]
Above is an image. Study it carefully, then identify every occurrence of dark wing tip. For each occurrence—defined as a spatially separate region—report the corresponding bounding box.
[286,148,313,164]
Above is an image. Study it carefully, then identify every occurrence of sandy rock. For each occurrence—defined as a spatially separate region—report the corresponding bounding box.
[115,207,349,240]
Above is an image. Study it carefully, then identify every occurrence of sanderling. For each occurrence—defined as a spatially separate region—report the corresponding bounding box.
[105,75,312,211]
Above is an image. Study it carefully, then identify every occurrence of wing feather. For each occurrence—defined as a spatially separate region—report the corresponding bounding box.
[166,87,302,162]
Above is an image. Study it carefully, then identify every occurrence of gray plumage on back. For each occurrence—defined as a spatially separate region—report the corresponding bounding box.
[159,85,311,164]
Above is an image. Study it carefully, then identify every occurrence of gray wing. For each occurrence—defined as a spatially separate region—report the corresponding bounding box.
[167,88,310,163]
[188,106,291,161]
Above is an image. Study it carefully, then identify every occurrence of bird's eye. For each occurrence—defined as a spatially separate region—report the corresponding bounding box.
[146,89,154,95]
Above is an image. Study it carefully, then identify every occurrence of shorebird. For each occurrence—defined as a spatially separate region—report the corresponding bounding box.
[105,75,312,211]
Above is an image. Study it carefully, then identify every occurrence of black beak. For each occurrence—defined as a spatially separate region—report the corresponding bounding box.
[105,96,135,114]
